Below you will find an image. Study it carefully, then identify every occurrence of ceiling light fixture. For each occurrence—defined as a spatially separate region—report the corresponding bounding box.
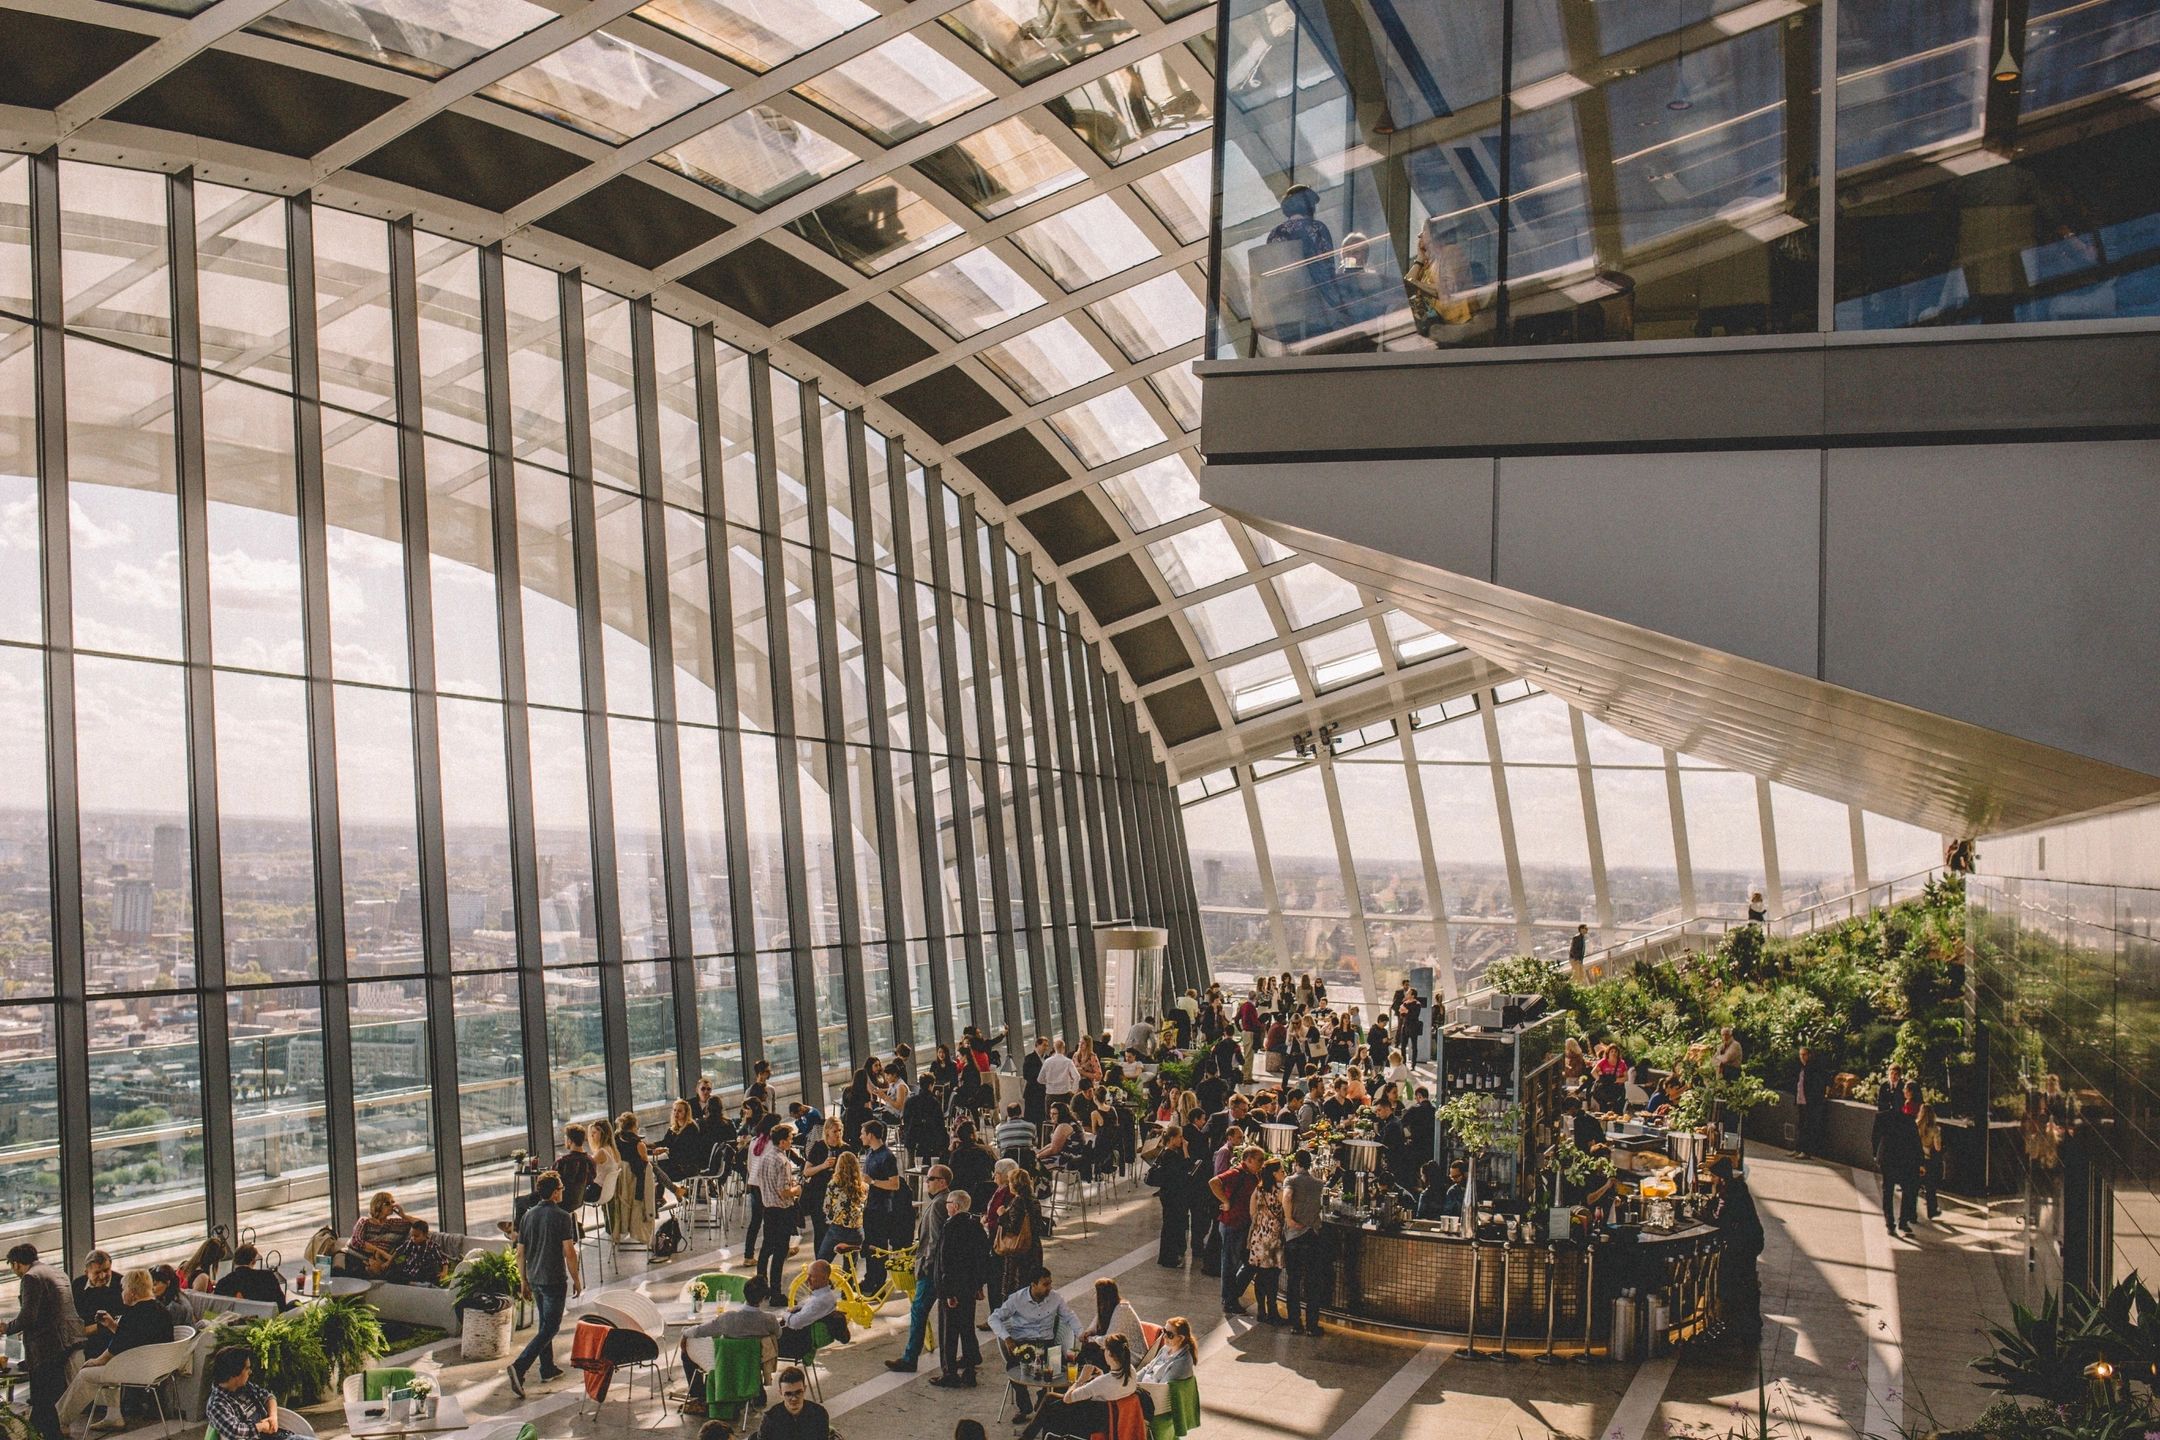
[1992,10,2021,84]
[1667,0,1694,111]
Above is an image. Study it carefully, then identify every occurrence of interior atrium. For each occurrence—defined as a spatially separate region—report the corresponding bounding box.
[0,1,2155,1439]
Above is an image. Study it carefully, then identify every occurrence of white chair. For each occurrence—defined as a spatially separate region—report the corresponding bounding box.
[582,1162,622,1275]
[78,1330,196,1438]
[591,1291,667,1343]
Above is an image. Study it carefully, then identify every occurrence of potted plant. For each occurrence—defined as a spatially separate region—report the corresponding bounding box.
[310,1294,387,1387]
[224,1312,333,1406]
[452,1249,522,1360]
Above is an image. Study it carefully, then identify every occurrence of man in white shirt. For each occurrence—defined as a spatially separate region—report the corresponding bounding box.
[1122,1016,1158,1059]
[1038,1040,1081,1106]
[749,1125,802,1301]
[988,1267,1082,1426]
[776,1261,841,1360]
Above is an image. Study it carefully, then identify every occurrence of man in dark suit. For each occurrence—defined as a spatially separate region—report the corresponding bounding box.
[4,1244,75,1440]
[1022,1038,1049,1129]
[1793,1046,1830,1159]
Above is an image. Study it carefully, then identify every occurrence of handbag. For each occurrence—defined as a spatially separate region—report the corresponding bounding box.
[993,1211,1033,1257]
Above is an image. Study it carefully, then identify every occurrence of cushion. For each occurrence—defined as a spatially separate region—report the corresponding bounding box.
[362,1369,417,1400]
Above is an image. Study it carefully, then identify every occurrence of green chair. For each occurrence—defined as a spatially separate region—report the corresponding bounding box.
[692,1272,748,1304]
[700,1336,765,1421]
[360,1369,418,1401]
[1146,1377,1202,1438]
[798,1319,838,1402]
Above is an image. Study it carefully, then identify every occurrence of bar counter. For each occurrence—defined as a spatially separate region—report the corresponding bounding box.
[1321,1216,1725,1348]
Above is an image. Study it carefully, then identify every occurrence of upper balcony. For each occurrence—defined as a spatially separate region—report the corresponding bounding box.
[1202,0,2160,369]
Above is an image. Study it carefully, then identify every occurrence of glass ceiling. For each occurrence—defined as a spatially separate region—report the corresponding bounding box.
[99,0,1472,758]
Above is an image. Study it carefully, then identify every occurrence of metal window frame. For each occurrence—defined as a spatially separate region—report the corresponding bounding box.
[989,526,1054,1038]
[922,470,991,1032]
[957,499,1024,1044]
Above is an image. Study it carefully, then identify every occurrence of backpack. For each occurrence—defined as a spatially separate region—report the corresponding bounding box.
[649,1215,684,1261]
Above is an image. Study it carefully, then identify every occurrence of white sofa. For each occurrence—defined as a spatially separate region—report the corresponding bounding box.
[358,1233,513,1331]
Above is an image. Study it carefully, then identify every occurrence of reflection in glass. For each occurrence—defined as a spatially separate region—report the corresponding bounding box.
[898,250,1046,338]
[195,185,291,388]
[585,290,642,495]
[1098,452,1205,530]
[204,377,305,674]
[626,961,679,1109]
[314,209,397,418]
[486,30,725,143]
[634,0,872,73]
[1047,387,1166,467]
[516,465,583,711]
[596,489,656,717]
[1052,53,1210,164]
[942,0,1133,83]
[787,180,963,275]
[678,726,732,954]
[414,238,487,448]
[256,0,552,77]
[0,154,29,320]
[504,259,566,472]
[60,162,171,356]
[230,986,328,1216]
[453,970,525,1225]
[1132,151,1214,244]
[0,324,36,647]
[611,718,671,960]
[794,35,992,144]
[660,107,859,212]
[915,117,1085,220]
[546,967,608,1126]
[980,318,1113,404]
[1014,194,1158,290]
[323,416,410,686]
[66,338,181,661]
[1088,271,1205,359]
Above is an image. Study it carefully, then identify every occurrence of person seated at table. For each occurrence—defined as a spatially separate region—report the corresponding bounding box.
[1019,1333,1135,1440]
[1645,1076,1686,1118]
[1412,1160,1464,1221]
[776,1261,844,1361]
[1137,1316,1196,1383]
[677,1302,781,1413]
[150,1265,192,1327]
[753,1367,829,1440]
[61,1269,175,1427]
[657,1099,711,1184]
[343,1192,413,1276]
[1592,1044,1629,1111]
[205,1346,305,1440]
[1073,1278,1145,1373]
[72,1250,121,1330]
[213,1245,292,1309]
[385,1223,453,1287]
[179,1236,231,1292]
[988,1267,1081,1427]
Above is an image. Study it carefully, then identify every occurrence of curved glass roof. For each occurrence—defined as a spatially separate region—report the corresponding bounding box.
[2,0,1464,767]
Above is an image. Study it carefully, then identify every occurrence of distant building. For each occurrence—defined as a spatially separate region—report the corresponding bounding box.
[153,824,187,889]
[111,878,155,942]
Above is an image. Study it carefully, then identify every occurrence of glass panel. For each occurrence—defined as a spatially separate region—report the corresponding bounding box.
[1251,767,1350,980]
[1047,387,1167,467]
[678,726,732,954]
[1098,452,1205,530]
[1299,621,1381,690]
[584,289,641,495]
[1505,766,1595,936]
[437,697,516,969]
[256,0,552,77]
[195,184,291,389]
[77,657,194,988]
[916,116,1085,219]
[610,717,671,960]
[1146,519,1244,595]
[1088,270,1206,358]
[229,985,329,1240]
[1581,712,1664,767]
[414,238,487,448]
[979,317,1113,403]
[787,179,963,275]
[633,0,872,72]
[1680,768,1765,914]
[1863,810,1942,882]
[1491,691,1575,764]
[427,436,503,699]
[1768,783,1854,907]
[485,30,726,143]
[504,258,566,472]
[754,951,799,1083]
[453,971,525,1227]
[313,208,397,418]
[203,376,305,673]
[66,338,181,661]
[1593,768,1684,926]
[516,465,583,711]
[653,316,702,510]
[1054,53,1210,164]
[90,997,205,1253]
[666,507,719,725]
[626,961,679,1110]
[1184,585,1275,659]
[694,954,741,1088]
[351,977,435,1218]
[528,707,598,964]
[215,672,318,981]
[659,106,859,212]
[728,527,774,731]
[1014,194,1158,289]
[768,369,811,544]
[60,162,171,356]
[0,650,52,995]
[0,154,29,320]
[796,739,840,947]
[335,684,425,971]
[808,948,849,1081]
[596,489,656,717]
[941,0,1134,83]
[1272,562,1361,629]
[795,35,993,144]
[1383,609,1456,665]
[322,415,410,686]
[1219,648,1298,716]
[1132,150,1212,244]
[0,320,37,647]
[899,250,1046,338]
[1149,359,1201,430]
[546,968,608,1126]
[739,732,788,947]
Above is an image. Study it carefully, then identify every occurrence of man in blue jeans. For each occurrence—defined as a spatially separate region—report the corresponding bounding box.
[506,1170,583,1396]
[884,1163,950,1373]
[1209,1146,1264,1313]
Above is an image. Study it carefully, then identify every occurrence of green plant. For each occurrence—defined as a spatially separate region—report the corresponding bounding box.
[311,1293,388,1382]
[1435,1094,1518,1156]
[225,1310,333,1406]
[1154,1059,1196,1093]
[1670,1067,1778,1133]
[1550,1135,1615,1188]
[0,1397,36,1440]
[1972,1277,2160,1408]
[1486,954,1569,1004]
[452,1247,521,1314]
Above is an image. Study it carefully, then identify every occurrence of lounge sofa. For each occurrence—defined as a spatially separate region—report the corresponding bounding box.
[347,1232,514,1331]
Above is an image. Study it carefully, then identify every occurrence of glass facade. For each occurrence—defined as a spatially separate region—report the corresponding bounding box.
[1182,683,1942,1013]
[1210,0,2160,355]
[0,155,1199,1286]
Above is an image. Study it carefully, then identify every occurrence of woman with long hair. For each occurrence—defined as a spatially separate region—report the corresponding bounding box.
[801,1114,846,1257]
[995,1170,1046,1303]
[820,1149,867,1261]
[611,1110,664,1244]
[1916,1099,1944,1221]
[1247,1157,1288,1325]
[1021,1334,1135,1440]
[1075,1278,1146,1372]
[1138,1316,1196,1383]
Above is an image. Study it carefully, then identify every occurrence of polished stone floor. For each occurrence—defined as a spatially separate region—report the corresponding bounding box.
[216,1143,2025,1440]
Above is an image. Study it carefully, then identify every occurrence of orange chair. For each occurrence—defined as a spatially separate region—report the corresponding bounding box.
[1096,1394,1149,1440]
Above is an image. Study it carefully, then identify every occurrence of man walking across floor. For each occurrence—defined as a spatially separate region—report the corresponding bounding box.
[884,1163,951,1373]
[506,1170,581,1396]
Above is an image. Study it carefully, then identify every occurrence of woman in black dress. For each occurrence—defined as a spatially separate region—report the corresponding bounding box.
[1146,1127,1198,1267]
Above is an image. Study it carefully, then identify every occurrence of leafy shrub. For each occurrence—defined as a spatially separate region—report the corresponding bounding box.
[452,1248,521,1314]
[310,1294,388,1381]
[224,1310,333,1406]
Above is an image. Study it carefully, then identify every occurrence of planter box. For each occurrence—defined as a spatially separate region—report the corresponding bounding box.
[1741,1097,2019,1196]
